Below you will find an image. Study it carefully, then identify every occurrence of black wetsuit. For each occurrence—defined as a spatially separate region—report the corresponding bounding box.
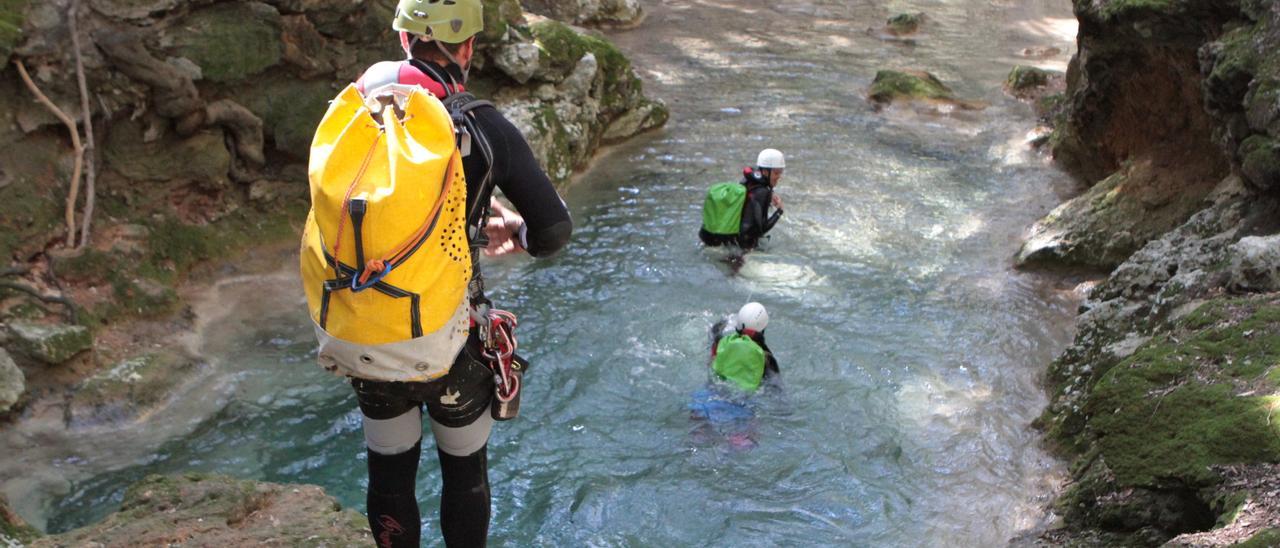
[698,170,783,250]
[352,61,571,548]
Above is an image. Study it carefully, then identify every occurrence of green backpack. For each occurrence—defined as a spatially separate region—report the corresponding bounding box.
[701,182,747,236]
[712,333,766,392]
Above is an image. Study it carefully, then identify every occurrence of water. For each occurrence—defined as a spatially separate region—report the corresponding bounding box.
[8,0,1084,545]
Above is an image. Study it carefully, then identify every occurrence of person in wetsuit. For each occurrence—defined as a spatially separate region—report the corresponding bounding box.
[709,302,780,387]
[698,148,787,251]
[346,1,571,546]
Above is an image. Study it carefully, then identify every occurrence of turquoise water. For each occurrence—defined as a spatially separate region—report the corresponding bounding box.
[29,0,1083,544]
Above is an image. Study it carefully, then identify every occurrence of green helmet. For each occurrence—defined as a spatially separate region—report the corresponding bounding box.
[392,0,484,44]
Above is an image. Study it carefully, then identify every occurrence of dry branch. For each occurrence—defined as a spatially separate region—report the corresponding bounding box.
[70,0,98,249]
[15,60,84,249]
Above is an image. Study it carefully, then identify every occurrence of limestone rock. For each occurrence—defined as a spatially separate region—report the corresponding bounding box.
[1228,235,1280,292]
[32,474,370,546]
[493,40,542,84]
[0,347,24,413]
[7,320,92,364]
[69,351,200,426]
[1016,162,1221,271]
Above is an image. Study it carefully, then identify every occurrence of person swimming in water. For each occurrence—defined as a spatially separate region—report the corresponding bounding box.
[689,302,780,448]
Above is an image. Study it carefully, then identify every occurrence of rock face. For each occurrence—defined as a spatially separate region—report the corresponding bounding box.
[0,0,665,264]
[1033,1,1280,545]
[31,474,370,546]
[68,351,202,426]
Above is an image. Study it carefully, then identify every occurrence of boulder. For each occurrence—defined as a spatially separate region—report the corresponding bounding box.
[0,347,24,413]
[31,474,370,546]
[867,70,953,105]
[1016,160,1222,271]
[7,320,92,364]
[885,12,923,35]
[1005,65,1053,94]
[1227,235,1280,292]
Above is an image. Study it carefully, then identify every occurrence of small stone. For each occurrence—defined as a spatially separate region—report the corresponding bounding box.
[0,347,25,413]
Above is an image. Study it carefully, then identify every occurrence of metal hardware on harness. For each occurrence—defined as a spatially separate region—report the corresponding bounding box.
[473,305,522,420]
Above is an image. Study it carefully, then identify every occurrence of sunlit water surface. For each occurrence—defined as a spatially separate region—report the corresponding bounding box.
[11,0,1085,545]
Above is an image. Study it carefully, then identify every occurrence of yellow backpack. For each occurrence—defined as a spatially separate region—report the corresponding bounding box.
[300,83,472,382]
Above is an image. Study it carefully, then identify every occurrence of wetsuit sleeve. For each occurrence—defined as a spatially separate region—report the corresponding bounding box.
[739,188,768,250]
[476,108,572,257]
[762,206,783,235]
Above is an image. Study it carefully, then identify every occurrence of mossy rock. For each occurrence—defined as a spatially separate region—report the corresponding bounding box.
[0,133,69,261]
[1239,528,1280,547]
[1239,134,1280,190]
[7,320,92,364]
[868,70,953,105]
[0,0,29,70]
[481,0,524,43]
[1085,297,1280,488]
[886,12,923,35]
[33,474,370,546]
[104,120,231,186]
[69,351,199,425]
[1094,0,1176,21]
[231,76,337,159]
[1006,65,1052,92]
[529,19,632,93]
[166,2,283,83]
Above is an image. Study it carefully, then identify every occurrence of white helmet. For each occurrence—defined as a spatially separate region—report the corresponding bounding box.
[756,148,785,169]
[737,302,769,333]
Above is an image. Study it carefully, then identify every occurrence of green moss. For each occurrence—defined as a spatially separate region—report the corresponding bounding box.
[103,122,230,185]
[231,77,336,159]
[1240,135,1280,187]
[1212,491,1249,528]
[1097,0,1175,21]
[0,0,28,70]
[0,134,71,261]
[868,70,953,104]
[1085,299,1280,488]
[170,2,282,83]
[8,320,93,364]
[1007,65,1051,91]
[480,0,523,43]
[530,20,634,98]
[1239,528,1280,547]
[886,12,922,35]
